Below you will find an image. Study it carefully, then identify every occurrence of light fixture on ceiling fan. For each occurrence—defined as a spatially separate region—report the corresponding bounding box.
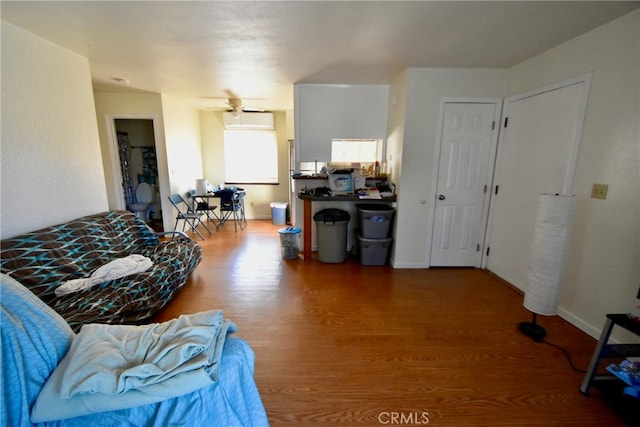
[226,98,264,118]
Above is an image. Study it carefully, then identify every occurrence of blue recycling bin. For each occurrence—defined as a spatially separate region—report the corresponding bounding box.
[278,227,301,259]
[271,202,287,225]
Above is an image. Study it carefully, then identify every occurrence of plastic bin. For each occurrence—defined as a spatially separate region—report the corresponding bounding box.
[313,208,350,263]
[270,202,288,225]
[356,232,393,266]
[356,204,395,238]
[278,227,301,259]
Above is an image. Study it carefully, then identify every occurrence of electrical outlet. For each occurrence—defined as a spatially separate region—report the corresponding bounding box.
[591,183,608,200]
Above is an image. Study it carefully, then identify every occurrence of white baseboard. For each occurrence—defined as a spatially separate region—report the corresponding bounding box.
[389,259,430,269]
[557,307,602,340]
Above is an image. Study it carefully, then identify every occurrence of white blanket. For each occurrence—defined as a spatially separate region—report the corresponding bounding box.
[30,310,237,422]
[55,254,153,297]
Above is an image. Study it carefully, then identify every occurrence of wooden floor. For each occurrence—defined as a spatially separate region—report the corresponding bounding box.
[154,220,634,426]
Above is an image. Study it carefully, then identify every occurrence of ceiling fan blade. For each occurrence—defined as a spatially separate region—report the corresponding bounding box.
[198,95,265,111]
[242,107,265,113]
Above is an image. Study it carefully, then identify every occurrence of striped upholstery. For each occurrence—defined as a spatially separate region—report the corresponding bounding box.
[1,211,201,331]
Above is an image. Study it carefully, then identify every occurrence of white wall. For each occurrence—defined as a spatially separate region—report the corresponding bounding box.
[392,68,507,268]
[0,22,108,238]
[505,10,640,339]
[200,111,291,220]
[291,73,506,266]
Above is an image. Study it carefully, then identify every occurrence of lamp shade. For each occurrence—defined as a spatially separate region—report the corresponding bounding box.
[523,193,575,316]
[195,179,207,195]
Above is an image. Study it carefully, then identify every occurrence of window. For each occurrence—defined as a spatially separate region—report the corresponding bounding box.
[224,130,278,184]
[331,139,379,163]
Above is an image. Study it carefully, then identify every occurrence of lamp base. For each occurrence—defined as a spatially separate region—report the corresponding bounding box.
[518,321,546,342]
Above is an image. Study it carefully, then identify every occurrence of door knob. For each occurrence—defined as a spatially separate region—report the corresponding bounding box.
[438,195,446,200]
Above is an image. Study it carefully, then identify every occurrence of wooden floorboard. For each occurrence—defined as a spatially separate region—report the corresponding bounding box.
[154,220,634,426]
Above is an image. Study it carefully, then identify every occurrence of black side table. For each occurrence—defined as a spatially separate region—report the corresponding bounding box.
[580,313,640,396]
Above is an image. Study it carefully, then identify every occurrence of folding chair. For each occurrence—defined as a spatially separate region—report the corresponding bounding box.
[218,189,247,231]
[194,196,221,229]
[168,194,211,240]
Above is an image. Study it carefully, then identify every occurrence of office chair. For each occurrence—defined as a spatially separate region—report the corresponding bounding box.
[168,194,211,240]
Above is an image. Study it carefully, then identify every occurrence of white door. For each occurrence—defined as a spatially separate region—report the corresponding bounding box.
[430,101,500,266]
[485,76,591,290]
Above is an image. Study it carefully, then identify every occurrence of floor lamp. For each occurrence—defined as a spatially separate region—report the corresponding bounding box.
[519,193,575,342]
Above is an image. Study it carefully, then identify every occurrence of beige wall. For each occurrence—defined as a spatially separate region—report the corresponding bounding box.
[160,94,204,196]
[387,71,408,188]
[1,22,108,238]
[93,93,204,232]
[93,92,165,211]
[200,111,291,220]
[386,71,408,266]
[506,10,640,340]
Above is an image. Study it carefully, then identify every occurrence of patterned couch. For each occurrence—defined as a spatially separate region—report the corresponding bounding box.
[0,210,202,331]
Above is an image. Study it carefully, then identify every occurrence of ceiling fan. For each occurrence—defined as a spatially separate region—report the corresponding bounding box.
[225,98,265,115]
[199,90,266,114]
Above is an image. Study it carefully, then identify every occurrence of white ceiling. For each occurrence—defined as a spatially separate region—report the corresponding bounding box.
[2,1,638,111]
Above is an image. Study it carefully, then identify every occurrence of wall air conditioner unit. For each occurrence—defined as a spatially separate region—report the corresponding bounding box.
[223,112,274,130]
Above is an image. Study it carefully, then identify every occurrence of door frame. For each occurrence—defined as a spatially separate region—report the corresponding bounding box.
[429,97,503,267]
[104,114,164,212]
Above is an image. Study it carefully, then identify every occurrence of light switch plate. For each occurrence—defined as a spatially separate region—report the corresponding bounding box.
[591,183,608,200]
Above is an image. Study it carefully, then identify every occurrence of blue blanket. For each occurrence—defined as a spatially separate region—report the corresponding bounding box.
[1,273,269,426]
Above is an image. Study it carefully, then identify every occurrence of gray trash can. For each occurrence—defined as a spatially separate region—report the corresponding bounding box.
[356,203,395,238]
[356,232,393,266]
[313,208,350,263]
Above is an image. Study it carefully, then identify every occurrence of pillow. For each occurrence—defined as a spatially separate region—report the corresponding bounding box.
[0,273,75,426]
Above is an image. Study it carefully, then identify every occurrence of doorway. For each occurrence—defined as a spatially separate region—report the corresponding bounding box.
[113,119,163,231]
[430,99,502,267]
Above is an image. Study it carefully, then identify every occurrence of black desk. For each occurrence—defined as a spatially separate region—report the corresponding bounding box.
[580,314,640,396]
[193,189,247,231]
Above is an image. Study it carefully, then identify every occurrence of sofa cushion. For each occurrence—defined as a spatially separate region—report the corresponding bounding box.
[50,238,202,329]
[1,211,202,331]
[0,211,160,304]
